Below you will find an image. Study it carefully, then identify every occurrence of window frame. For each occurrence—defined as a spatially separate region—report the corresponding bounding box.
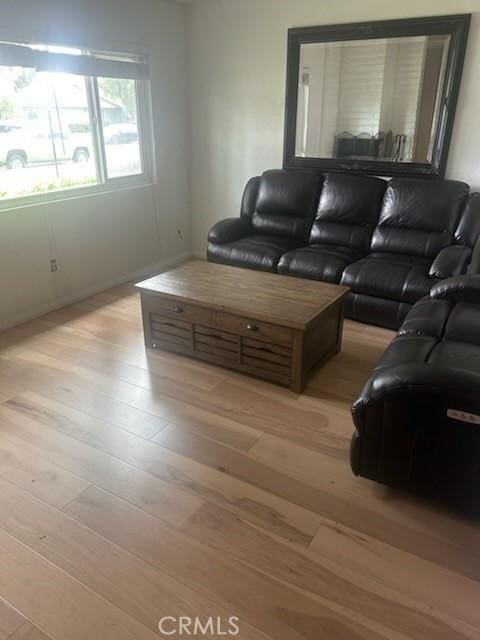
[0,44,154,211]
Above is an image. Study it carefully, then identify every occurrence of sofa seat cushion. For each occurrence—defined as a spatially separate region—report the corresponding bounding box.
[345,293,412,330]
[398,297,453,339]
[378,297,480,374]
[443,303,480,346]
[375,335,438,370]
[207,235,299,272]
[277,244,362,283]
[428,341,480,375]
[341,252,435,304]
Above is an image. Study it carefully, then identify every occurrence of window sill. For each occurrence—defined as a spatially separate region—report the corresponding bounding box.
[0,175,154,213]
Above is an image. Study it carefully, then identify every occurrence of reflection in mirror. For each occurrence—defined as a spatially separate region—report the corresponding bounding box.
[295,35,451,164]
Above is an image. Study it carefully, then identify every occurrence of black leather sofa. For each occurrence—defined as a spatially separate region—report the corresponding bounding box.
[351,275,480,507]
[208,170,480,329]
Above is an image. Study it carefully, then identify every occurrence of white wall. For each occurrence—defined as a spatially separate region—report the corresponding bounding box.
[0,0,191,330]
[187,0,480,257]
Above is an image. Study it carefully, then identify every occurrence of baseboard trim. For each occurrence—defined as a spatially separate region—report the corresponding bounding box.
[1,252,192,332]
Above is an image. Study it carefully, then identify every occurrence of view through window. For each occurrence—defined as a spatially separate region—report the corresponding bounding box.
[0,43,150,204]
[99,77,142,178]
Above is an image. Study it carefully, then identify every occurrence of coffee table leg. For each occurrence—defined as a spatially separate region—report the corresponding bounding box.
[335,300,346,354]
[291,331,305,393]
[140,294,154,348]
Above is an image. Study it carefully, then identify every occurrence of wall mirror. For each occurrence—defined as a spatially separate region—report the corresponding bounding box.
[283,15,470,178]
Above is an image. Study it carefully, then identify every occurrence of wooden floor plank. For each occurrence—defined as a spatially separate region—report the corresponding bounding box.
[152,423,480,581]
[0,597,24,640]
[8,621,52,640]
[0,409,204,530]
[179,501,480,640]
[248,431,480,580]
[0,386,15,405]
[0,356,168,440]
[0,343,350,454]
[0,529,159,640]
[309,517,480,630]
[0,478,269,640]
[0,351,262,452]
[64,486,396,640]
[1,323,223,395]
[26,314,227,389]
[12,390,166,450]
[0,438,91,508]
[0,400,323,545]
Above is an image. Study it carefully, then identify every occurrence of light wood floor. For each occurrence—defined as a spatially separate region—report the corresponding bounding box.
[0,283,479,640]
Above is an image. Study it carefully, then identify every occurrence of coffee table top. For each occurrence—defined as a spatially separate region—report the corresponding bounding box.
[136,260,349,329]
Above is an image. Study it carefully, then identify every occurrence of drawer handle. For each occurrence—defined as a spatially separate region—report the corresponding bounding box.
[173,306,184,314]
[246,323,258,332]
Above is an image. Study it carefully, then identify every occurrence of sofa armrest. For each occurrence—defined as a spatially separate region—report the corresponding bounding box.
[351,362,480,491]
[429,245,472,279]
[208,218,252,244]
[352,362,480,432]
[430,275,480,304]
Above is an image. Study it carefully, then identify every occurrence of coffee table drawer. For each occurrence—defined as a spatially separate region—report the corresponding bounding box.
[215,311,292,346]
[148,296,214,325]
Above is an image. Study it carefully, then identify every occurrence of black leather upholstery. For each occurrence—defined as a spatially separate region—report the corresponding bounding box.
[278,173,386,283]
[351,275,480,506]
[309,173,387,251]
[398,296,452,338]
[371,178,469,257]
[208,218,252,244]
[208,170,322,272]
[208,235,300,272]
[339,177,471,326]
[345,293,413,330]
[341,253,436,304]
[207,170,479,329]
[430,273,480,304]
[240,177,261,219]
[278,245,362,283]
[429,245,473,278]
[251,170,323,241]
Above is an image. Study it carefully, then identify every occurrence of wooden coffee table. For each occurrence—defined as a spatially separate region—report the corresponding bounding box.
[136,261,349,392]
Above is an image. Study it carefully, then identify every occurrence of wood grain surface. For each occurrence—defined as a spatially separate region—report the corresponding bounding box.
[136,260,349,329]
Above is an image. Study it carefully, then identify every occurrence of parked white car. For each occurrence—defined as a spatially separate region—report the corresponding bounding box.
[0,126,91,169]
[103,123,138,145]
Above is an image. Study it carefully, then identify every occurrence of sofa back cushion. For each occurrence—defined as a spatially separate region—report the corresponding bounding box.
[240,176,261,219]
[454,193,480,247]
[251,170,323,241]
[309,173,387,252]
[371,178,469,259]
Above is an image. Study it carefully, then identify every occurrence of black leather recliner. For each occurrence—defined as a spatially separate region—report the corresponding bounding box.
[277,173,387,283]
[208,170,323,272]
[351,275,480,507]
[208,169,480,329]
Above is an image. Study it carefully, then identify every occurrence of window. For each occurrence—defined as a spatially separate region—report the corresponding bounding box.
[0,42,152,205]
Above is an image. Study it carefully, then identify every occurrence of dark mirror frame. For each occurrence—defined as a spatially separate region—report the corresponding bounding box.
[283,14,471,178]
